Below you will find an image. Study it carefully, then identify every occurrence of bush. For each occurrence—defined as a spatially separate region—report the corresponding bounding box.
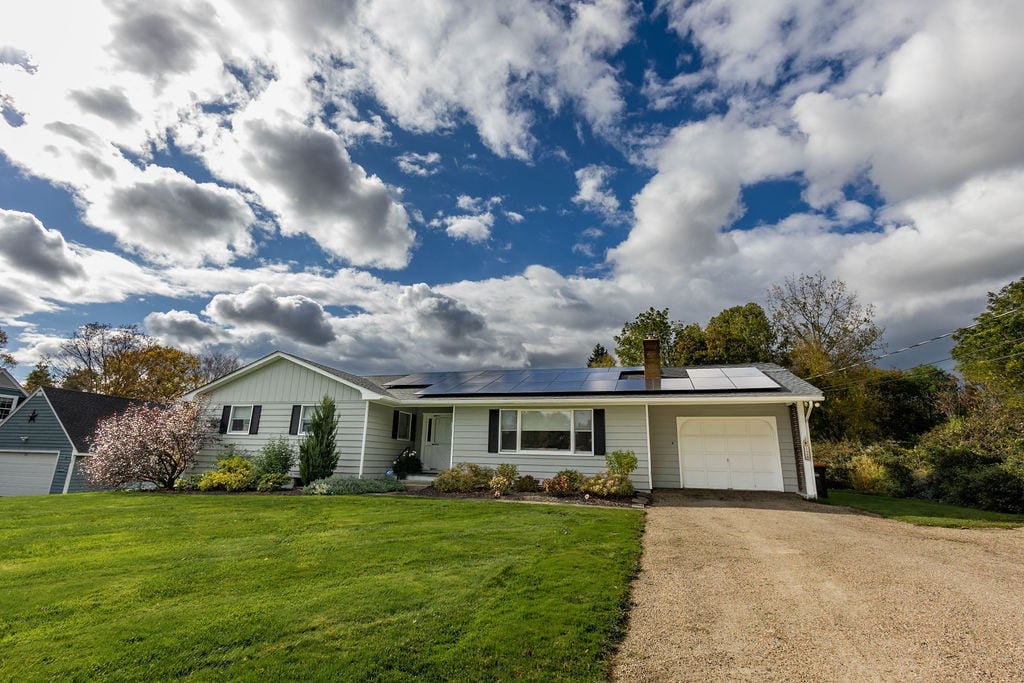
[435,463,494,493]
[543,470,585,497]
[968,466,1024,514]
[514,474,540,492]
[813,440,862,489]
[253,438,296,477]
[489,464,518,497]
[848,455,888,492]
[391,447,423,479]
[198,455,256,492]
[173,474,203,491]
[304,476,404,495]
[606,450,638,476]
[582,471,635,498]
[255,473,291,492]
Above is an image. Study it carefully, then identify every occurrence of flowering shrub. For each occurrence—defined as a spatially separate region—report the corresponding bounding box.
[392,447,423,479]
[581,471,634,498]
[86,400,215,490]
[304,476,404,495]
[543,475,575,497]
[253,438,295,477]
[198,455,256,492]
[489,464,518,497]
[514,474,540,492]
[435,463,494,492]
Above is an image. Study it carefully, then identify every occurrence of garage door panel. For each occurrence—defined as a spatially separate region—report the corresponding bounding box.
[677,418,783,492]
[0,452,59,496]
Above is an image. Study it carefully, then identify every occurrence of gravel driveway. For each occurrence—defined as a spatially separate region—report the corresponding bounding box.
[612,490,1024,682]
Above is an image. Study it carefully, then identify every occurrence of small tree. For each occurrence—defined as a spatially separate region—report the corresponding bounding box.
[299,395,340,484]
[24,361,56,393]
[86,400,215,489]
[587,343,616,367]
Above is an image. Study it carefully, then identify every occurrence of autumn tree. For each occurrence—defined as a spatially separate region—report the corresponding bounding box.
[951,276,1024,399]
[86,400,215,489]
[298,395,339,484]
[54,322,202,401]
[23,361,56,393]
[0,327,14,369]
[587,344,616,367]
[767,272,884,378]
[614,307,685,366]
[702,303,779,364]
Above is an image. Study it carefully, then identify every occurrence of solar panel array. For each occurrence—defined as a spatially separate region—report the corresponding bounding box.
[382,366,779,396]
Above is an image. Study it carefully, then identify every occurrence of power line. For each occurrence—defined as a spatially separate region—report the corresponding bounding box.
[807,305,1024,380]
[821,347,1024,394]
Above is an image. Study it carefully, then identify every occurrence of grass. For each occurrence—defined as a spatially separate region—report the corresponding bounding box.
[0,492,643,682]
[826,489,1024,529]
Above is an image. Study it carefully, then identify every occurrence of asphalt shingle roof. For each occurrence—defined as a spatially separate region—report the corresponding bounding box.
[41,386,149,452]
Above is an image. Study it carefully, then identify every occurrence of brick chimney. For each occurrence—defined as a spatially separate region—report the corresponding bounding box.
[643,336,662,381]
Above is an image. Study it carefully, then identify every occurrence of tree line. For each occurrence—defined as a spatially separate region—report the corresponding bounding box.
[3,323,240,402]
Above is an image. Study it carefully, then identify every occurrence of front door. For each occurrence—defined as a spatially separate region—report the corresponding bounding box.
[421,414,453,472]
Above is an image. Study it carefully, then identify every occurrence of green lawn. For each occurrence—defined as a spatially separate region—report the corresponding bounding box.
[826,490,1024,529]
[0,493,643,682]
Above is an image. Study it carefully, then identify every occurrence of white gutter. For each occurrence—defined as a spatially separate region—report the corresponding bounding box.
[375,393,824,408]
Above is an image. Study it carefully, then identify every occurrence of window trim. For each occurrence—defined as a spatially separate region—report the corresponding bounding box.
[227,405,254,434]
[394,410,413,441]
[498,408,595,456]
[298,404,318,435]
[0,395,14,421]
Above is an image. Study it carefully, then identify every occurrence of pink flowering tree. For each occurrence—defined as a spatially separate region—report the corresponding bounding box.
[85,400,215,489]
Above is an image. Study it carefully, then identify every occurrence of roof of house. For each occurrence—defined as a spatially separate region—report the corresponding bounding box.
[41,386,148,452]
[0,368,26,396]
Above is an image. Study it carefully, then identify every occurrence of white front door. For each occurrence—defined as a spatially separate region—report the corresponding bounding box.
[676,417,784,491]
[421,414,453,472]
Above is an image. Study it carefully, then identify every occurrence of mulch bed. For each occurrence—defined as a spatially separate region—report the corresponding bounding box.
[389,485,635,508]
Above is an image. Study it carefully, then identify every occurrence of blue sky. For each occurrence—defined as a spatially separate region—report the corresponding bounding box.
[1,0,1023,378]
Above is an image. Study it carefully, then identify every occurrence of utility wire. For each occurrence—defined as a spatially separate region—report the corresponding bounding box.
[806,305,1024,380]
[821,347,1024,394]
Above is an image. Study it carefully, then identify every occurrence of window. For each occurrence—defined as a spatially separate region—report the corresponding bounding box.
[228,405,253,434]
[299,405,317,434]
[499,409,593,454]
[394,410,412,441]
[0,396,14,421]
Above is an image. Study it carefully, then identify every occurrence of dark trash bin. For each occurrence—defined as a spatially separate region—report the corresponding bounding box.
[813,464,828,498]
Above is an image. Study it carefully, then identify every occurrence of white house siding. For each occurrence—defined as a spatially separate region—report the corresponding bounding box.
[648,403,798,492]
[360,402,417,477]
[449,404,650,490]
[193,359,367,477]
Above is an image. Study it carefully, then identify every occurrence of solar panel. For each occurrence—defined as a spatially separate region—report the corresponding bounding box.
[402,366,781,395]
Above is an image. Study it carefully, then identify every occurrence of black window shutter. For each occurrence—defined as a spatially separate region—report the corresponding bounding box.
[249,405,262,434]
[289,405,302,435]
[391,410,400,439]
[410,414,417,441]
[219,406,231,434]
[593,409,606,456]
[487,409,499,453]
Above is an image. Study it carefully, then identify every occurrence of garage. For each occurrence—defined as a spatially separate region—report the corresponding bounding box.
[676,417,784,491]
[0,451,59,496]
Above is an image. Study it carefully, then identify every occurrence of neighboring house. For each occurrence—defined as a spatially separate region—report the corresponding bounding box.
[0,368,28,423]
[185,340,825,497]
[0,387,142,496]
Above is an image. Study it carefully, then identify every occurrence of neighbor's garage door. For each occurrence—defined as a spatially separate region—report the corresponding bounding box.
[677,417,783,491]
[0,451,58,496]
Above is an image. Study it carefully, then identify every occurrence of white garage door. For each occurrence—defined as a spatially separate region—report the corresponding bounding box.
[0,451,59,496]
[677,417,784,491]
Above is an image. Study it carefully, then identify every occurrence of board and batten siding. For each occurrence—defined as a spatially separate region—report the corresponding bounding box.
[648,403,798,492]
[193,359,367,477]
[449,404,651,490]
[360,402,417,477]
[0,392,73,494]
